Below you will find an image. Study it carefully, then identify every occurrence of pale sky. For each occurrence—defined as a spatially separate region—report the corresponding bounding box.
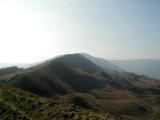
[0,0,160,63]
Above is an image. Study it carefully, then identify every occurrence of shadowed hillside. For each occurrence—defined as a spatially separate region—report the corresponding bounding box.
[0,54,107,96]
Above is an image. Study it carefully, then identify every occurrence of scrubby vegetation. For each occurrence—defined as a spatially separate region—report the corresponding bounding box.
[0,86,115,120]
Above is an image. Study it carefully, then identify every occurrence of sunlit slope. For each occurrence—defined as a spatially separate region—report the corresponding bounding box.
[0,86,114,120]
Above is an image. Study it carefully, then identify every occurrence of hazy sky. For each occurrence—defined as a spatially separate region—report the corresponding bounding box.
[0,0,160,63]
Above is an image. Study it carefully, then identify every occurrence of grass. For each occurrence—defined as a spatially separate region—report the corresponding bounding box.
[0,86,115,120]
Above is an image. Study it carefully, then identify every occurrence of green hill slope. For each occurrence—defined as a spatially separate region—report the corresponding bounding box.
[0,54,160,119]
[1,55,106,96]
[0,86,114,120]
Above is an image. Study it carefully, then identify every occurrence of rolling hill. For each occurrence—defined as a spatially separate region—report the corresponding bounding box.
[0,53,160,120]
[1,54,107,96]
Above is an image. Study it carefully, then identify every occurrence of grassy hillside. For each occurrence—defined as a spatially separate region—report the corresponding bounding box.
[1,59,106,96]
[0,86,115,120]
[0,54,160,119]
[54,54,104,74]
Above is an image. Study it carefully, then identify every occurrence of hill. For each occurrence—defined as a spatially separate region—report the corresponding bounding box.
[0,66,23,76]
[111,59,160,79]
[1,54,107,96]
[0,53,160,119]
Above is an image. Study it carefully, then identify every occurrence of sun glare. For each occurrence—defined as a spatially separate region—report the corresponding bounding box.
[0,4,53,63]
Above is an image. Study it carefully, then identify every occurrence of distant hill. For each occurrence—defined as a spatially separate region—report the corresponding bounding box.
[0,63,27,68]
[111,59,160,79]
[0,66,23,76]
[0,53,160,119]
